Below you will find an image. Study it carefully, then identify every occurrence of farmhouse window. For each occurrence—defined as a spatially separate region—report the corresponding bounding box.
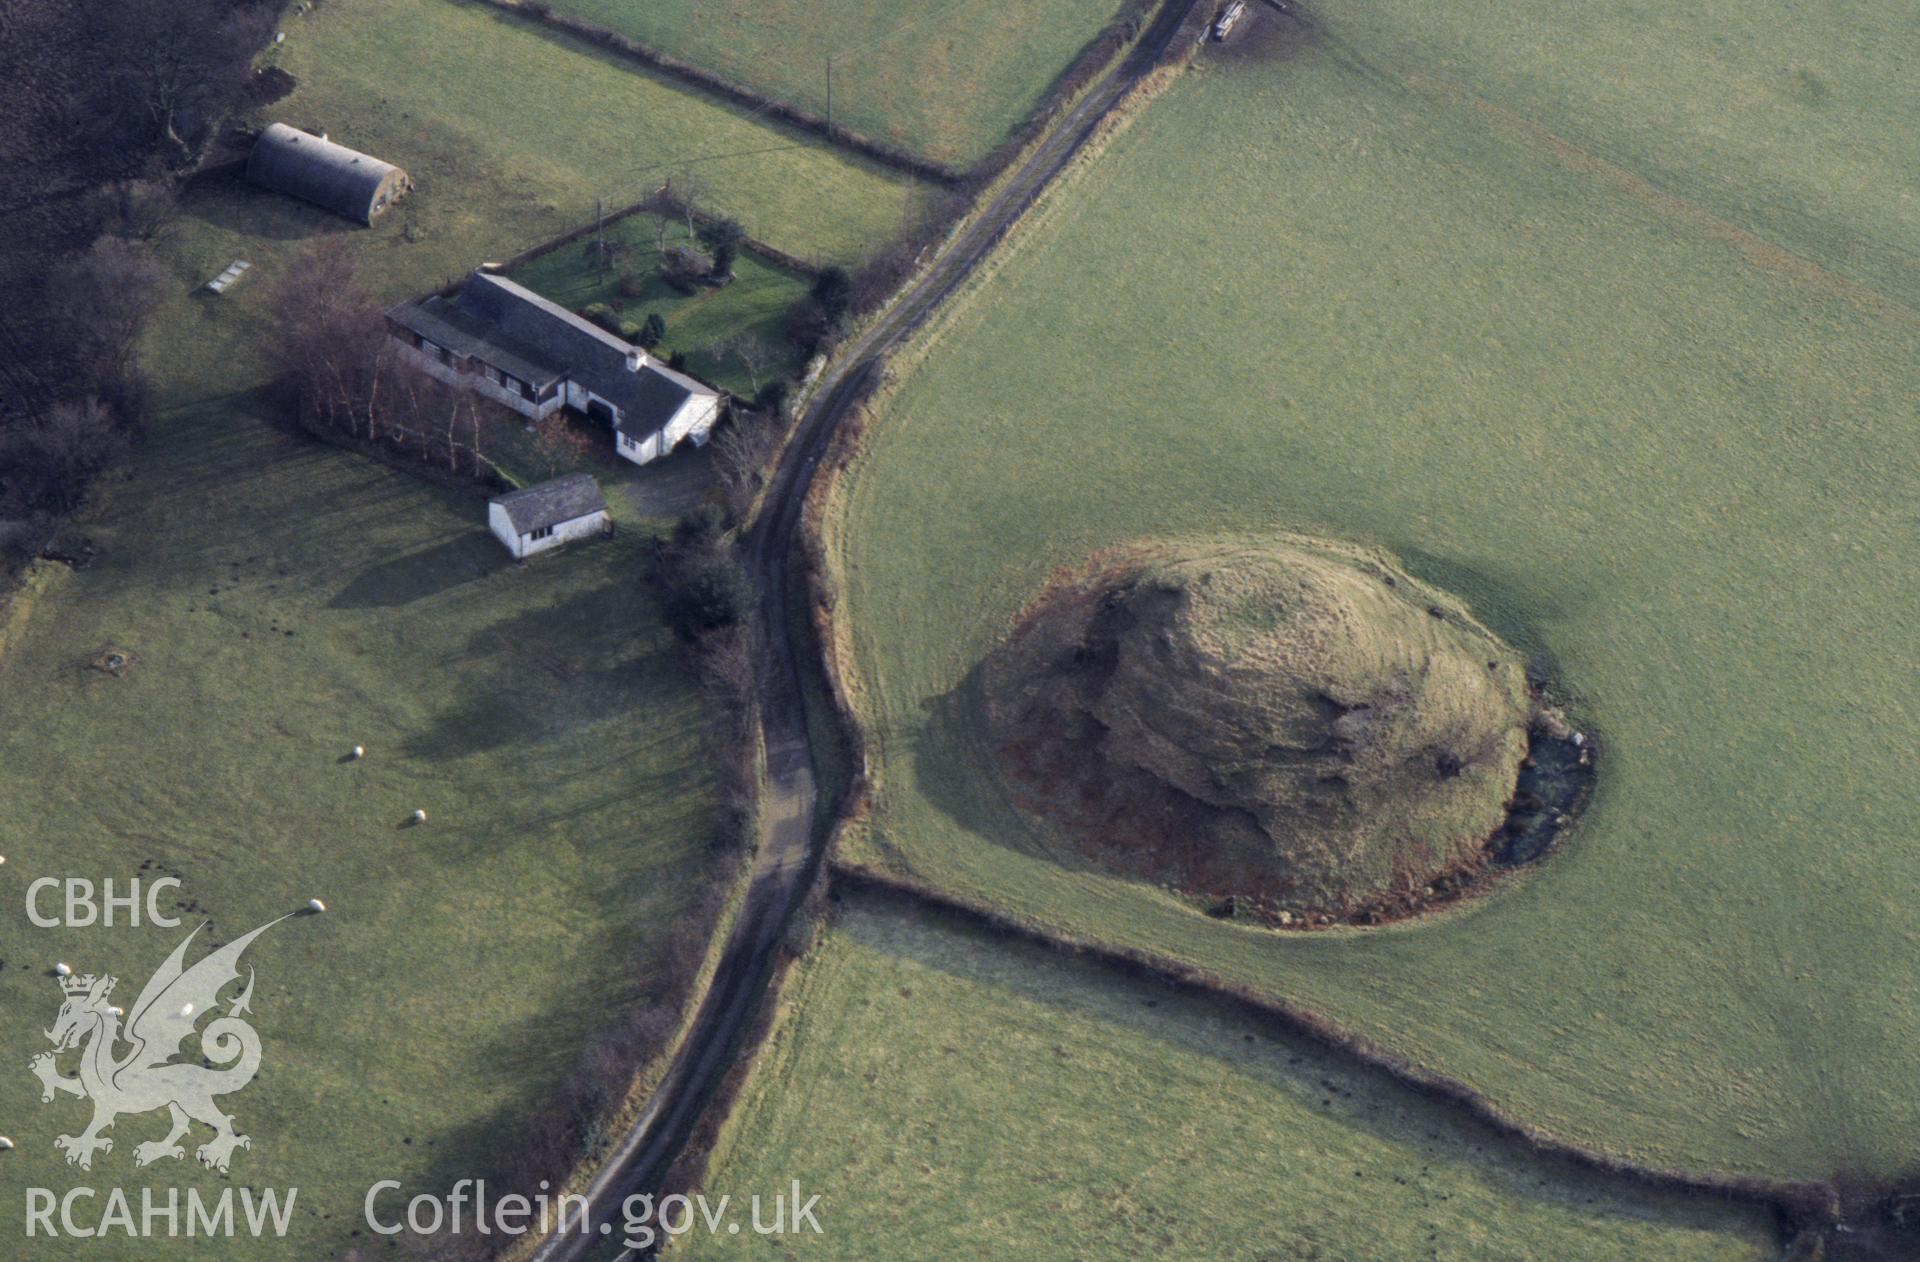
[519,379,535,401]
[501,372,521,393]
[529,525,554,541]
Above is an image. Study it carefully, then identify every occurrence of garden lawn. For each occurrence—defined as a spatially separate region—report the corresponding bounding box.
[540,0,1144,170]
[673,897,1775,1261]
[259,0,921,265]
[510,217,811,399]
[827,36,1920,1180]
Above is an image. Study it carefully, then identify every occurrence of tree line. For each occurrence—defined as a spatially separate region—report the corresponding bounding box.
[0,0,286,565]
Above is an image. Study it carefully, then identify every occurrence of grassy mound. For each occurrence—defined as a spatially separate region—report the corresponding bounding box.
[984,538,1532,917]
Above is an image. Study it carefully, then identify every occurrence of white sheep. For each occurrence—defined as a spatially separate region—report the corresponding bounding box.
[54,962,72,978]
[0,1136,14,1151]
[411,808,427,824]
[350,745,365,760]
[307,898,327,914]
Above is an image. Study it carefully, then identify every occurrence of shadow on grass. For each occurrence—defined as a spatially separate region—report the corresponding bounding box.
[908,657,1120,884]
[832,890,1778,1246]
[400,579,684,763]
[328,533,505,608]
[1391,544,1583,687]
[179,169,357,245]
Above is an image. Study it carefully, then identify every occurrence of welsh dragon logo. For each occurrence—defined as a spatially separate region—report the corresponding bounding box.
[29,915,291,1173]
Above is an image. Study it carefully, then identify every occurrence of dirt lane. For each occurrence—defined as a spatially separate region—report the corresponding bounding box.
[530,4,1210,1257]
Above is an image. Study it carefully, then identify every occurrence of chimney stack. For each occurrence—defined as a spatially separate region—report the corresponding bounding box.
[625,348,643,372]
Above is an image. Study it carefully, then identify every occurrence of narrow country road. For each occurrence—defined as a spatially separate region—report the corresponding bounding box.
[534,4,1208,1257]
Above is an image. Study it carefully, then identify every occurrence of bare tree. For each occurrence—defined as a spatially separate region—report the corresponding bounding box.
[718,332,771,395]
[711,406,782,518]
[0,399,129,514]
[54,237,166,385]
[531,411,592,477]
[101,178,178,242]
[676,167,714,242]
[269,239,390,438]
[94,0,278,160]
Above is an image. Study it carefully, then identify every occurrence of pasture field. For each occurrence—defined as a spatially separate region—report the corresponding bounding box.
[509,217,812,399]
[539,0,1143,170]
[0,3,789,1248]
[674,897,1775,1260]
[0,375,720,1260]
[260,0,922,264]
[1306,0,1920,309]
[825,32,1920,1181]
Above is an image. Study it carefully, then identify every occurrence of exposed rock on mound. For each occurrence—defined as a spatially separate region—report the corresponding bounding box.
[984,538,1534,919]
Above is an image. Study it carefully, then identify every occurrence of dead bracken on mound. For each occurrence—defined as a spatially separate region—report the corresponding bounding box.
[983,537,1535,921]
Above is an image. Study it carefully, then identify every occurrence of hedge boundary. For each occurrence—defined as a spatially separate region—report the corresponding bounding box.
[472,0,960,185]
[829,861,1838,1236]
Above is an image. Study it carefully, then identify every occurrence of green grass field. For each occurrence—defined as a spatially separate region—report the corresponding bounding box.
[510,217,811,399]
[540,0,1141,169]
[675,897,1775,1260]
[827,33,1920,1183]
[1307,0,1920,309]
[0,0,830,1248]
[0,382,719,1260]
[259,0,921,265]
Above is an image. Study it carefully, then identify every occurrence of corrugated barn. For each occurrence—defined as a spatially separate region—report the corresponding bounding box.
[245,123,410,224]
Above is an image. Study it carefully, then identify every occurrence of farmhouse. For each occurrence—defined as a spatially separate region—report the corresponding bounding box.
[246,123,410,223]
[488,473,611,559]
[385,271,723,467]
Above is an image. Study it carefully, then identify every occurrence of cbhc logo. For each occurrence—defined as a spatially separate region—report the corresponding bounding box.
[25,878,183,928]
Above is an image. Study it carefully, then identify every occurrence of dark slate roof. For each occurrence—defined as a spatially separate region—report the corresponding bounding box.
[246,124,406,223]
[490,474,607,535]
[457,273,634,376]
[386,293,563,391]
[612,370,695,440]
[391,272,717,432]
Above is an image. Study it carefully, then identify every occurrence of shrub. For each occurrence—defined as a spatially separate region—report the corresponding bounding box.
[617,273,648,299]
[618,319,643,340]
[673,502,730,547]
[638,312,667,349]
[754,380,789,413]
[662,245,713,294]
[662,554,754,641]
[698,217,745,279]
[580,302,619,333]
[811,266,854,323]
[667,350,690,372]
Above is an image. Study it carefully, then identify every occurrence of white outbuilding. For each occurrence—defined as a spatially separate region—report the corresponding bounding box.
[487,473,612,560]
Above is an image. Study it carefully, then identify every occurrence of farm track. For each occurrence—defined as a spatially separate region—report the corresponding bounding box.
[527,1,1212,1256]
